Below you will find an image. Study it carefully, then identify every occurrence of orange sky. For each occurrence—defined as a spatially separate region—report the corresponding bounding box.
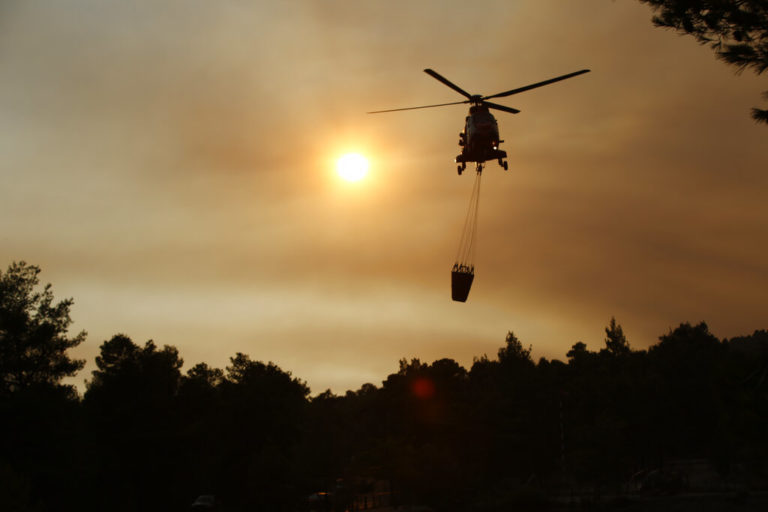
[2,1,767,394]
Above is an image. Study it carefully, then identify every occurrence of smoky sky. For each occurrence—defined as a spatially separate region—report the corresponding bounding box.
[1,0,766,393]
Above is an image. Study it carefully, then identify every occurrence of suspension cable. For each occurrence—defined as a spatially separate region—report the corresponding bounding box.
[454,169,483,270]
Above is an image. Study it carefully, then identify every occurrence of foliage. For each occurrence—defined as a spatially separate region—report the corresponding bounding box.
[0,262,87,510]
[74,319,768,508]
[4,265,768,510]
[639,0,768,123]
[604,316,631,355]
[82,335,186,511]
[86,334,183,411]
[497,330,534,366]
[0,261,85,395]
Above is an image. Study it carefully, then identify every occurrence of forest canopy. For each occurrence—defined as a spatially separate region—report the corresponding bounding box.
[2,262,767,511]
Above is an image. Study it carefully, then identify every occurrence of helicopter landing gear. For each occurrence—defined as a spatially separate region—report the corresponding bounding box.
[475,162,484,174]
[457,161,466,175]
[498,159,508,171]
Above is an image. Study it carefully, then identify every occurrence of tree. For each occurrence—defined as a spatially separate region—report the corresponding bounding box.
[178,362,224,407]
[185,362,224,388]
[0,261,85,395]
[218,354,310,510]
[87,334,183,404]
[84,335,186,511]
[648,322,727,458]
[604,317,631,355]
[639,0,768,123]
[0,262,87,510]
[566,341,589,361]
[497,331,533,366]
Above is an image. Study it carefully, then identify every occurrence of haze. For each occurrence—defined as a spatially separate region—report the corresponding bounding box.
[2,0,766,393]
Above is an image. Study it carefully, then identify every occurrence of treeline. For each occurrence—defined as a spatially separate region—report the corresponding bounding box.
[2,261,768,511]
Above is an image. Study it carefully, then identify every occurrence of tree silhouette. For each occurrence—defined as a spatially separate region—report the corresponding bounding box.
[86,334,183,409]
[217,353,310,511]
[5,261,768,509]
[566,341,589,361]
[603,317,630,356]
[185,362,224,388]
[497,331,534,367]
[0,262,86,510]
[0,261,85,395]
[84,335,185,511]
[639,0,768,123]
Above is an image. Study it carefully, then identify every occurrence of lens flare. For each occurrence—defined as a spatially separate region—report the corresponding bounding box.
[411,377,436,399]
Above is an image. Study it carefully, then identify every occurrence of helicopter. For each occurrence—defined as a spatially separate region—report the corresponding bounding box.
[369,68,590,175]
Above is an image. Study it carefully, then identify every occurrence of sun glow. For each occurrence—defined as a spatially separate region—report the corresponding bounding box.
[336,153,369,182]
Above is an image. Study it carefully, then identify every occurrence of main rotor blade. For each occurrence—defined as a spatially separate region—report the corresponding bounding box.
[424,68,473,100]
[367,100,468,114]
[483,69,591,100]
[483,101,520,114]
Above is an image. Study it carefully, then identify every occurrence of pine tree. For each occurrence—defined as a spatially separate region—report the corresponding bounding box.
[640,0,768,123]
[0,262,85,395]
[604,317,630,355]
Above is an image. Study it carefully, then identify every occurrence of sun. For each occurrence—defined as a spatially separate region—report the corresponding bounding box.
[336,153,369,182]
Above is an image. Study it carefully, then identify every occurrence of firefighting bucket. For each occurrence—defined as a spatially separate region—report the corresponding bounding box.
[451,264,474,302]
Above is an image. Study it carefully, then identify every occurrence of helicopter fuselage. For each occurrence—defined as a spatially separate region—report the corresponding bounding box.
[455,105,507,174]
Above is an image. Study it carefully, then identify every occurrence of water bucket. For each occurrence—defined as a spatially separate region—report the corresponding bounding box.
[451,264,474,302]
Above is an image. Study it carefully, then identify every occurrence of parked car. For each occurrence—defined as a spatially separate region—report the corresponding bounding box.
[191,494,220,511]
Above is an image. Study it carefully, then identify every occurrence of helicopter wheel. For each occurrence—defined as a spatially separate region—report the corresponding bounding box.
[457,165,463,175]
[503,161,508,171]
